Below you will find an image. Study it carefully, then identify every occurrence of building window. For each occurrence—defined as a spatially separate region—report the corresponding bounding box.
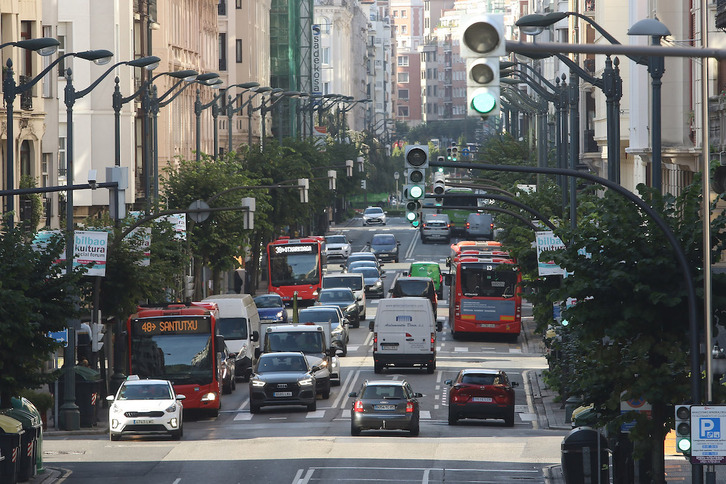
[398,55,409,66]
[236,39,242,63]
[42,26,52,98]
[322,47,330,65]
[219,33,227,70]
[398,89,409,100]
[402,10,407,18]
[57,35,66,76]
[58,137,66,179]
[398,106,409,117]
[218,0,226,16]
[236,0,242,8]
[401,25,407,34]
[397,72,409,83]
[41,153,51,188]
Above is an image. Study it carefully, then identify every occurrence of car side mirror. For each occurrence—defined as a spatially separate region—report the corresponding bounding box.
[176,394,187,400]
[436,321,443,332]
[402,271,408,276]
[251,330,259,342]
[414,392,423,398]
[311,365,321,372]
[348,392,358,398]
[381,273,386,278]
[106,395,115,402]
[444,379,453,386]
[511,381,520,387]
[327,347,337,357]
[369,321,375,332]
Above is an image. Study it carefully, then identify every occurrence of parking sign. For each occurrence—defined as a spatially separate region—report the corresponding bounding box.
[691,405,726,464]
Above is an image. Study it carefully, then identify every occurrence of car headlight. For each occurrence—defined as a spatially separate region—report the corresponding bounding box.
[251,380,266,387]
[200,392,217,402]
[373,281,382,288]
[299,378,314,386]
[165,404,178,413]
[318,360,328,368]
[276,310,284,320]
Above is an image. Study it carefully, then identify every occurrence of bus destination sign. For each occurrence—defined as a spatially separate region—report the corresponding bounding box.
[272,244,316,255]
[132,317,211,336]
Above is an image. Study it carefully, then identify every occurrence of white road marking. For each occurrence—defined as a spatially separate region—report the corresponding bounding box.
[306,410,325,418]
[454,347,468,352]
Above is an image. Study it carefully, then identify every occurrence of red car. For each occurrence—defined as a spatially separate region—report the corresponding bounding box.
[445,369,518,426]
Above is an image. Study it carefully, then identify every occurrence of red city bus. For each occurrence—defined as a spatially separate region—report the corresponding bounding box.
[126,302,223,416]
[447,251,522,340]
[266,236,324,303]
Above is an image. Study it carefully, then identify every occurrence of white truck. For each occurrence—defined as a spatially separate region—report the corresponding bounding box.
[257,323,340,398]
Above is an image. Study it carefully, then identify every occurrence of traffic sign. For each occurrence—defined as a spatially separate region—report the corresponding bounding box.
[690,405,726,464]
[49,329,68,347]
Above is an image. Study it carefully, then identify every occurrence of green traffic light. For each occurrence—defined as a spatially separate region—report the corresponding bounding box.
[406,211,417,222]
[411,220,420,227]
[410,185,424,199]
[437,167,443,173]
[472,91,497,114]
[677,437,691,452]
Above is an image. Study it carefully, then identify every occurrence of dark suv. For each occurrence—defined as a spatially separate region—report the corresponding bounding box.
[368,233,400,263]
[389,276,438,314]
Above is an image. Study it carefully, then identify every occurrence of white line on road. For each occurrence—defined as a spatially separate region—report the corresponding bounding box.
[306,410,325,418]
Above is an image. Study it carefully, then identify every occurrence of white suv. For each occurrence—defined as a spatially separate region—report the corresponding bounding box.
[324,234,352,260]
[362,206,387,226]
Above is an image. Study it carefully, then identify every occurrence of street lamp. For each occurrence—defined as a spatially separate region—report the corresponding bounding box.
[628,18,672,192]
[147,72,219,207]
[245,86,272,146]
[194,81,259,160]
[2,37,61,229]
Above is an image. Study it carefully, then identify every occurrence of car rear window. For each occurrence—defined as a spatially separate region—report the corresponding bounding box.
[323,276,363,291]
[355,268,379,278]
[362,385,404,399]
[326,235,347,244]
[372,234,395,245]
[299,309,338,323]
[393,280,432,297]
[461,374,499,385]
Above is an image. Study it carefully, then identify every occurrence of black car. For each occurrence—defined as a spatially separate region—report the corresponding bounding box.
[349,380,422,436]
[368,233,400,263]
[352,267,385,298]
[249,352,318,413]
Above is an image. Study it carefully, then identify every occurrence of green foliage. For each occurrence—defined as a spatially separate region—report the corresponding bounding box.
[19,175,43,230]
[0,224,86,408]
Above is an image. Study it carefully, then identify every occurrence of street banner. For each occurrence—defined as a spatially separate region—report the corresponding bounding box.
[535,230,566,276]
[73,231,108,276]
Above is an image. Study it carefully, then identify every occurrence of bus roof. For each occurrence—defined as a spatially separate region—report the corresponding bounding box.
[131,301,218,319]
[269,236,322,246]
[450,240,502,256]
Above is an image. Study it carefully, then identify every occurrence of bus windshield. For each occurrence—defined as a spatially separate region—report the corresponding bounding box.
[130,333,214,384]
[269,245,320,286]
[460,264,518,298]
[217,317,248,340]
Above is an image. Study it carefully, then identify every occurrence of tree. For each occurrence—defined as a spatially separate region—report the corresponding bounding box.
[0,224,86,408]
[545,178,726,483]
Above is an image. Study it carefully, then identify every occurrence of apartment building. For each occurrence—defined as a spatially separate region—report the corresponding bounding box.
[391,0,424,126]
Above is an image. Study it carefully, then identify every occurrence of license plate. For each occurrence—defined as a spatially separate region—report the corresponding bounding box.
[472,397,493,403]
[273,392,293,397]
[381,343,398,349]
[478,323,496,328]
[374,404,396,411]
[133,419,153,424]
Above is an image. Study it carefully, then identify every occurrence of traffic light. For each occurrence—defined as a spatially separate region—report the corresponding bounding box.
[92,322,105,352]
[406,200,422,227]
[451,146,458,161]
[433,172,446,206]
[446,147,452,160]
[461,14,505,117]
[404,145,428,201]
[674,405,692,456]
[436,156,445,173]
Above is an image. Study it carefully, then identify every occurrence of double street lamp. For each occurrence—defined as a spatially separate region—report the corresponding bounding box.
[2,37,61,228]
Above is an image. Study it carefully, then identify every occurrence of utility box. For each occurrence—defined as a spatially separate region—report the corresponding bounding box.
[561,427,610,484]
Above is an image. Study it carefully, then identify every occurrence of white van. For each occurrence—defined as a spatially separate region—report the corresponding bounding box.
[203,294,261,381]
[372,297,442,374]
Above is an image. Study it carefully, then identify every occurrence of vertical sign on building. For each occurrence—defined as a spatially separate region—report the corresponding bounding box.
[311,24,322,96]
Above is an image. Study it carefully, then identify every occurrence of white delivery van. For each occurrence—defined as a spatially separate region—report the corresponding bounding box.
[203,294,261,381]
[372,297,442,374]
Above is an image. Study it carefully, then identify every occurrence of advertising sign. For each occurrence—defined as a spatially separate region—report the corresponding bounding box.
[690,405,726,464]
[535,231,566,276]
[73,231,109,276]
[311,24,322,95]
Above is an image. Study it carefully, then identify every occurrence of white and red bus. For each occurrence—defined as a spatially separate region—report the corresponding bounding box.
[126,302,224,416]
[266,236,324,303]
[447,250,522,340]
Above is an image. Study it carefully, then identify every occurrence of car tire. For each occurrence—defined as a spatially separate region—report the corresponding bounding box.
[374,361,383,374]
[307,400,317,412]
[250,403,261,414]
[231,377,237,391]
[322,380,331,399]
[341,345,348,357]
[451,329,459,340]
[222,379,232,395]
[409,417,420,436]
[351,423,362,436]
[426,362,435,374]
[110,432,121,441]
[505,409,515,427]
[170,428,182,440]
[448,408,459,425]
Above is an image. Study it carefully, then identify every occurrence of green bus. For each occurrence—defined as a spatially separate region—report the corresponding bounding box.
[441,187,478,236]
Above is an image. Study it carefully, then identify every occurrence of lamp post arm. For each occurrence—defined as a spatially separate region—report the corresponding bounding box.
[552,53,602,87]
[13,52,82,95]
[232,90,261,115]
[515,63,558,92]
[510,71,557,102]
[75,60,136,99]
[198,90,226,111]
[502,86,541,112]
[159,79,197,108]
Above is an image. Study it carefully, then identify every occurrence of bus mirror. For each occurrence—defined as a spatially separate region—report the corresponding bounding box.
[369,320,375,332]
[251,330,259,342]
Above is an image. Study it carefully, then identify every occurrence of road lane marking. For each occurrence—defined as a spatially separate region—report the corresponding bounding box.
[306,410,325,418]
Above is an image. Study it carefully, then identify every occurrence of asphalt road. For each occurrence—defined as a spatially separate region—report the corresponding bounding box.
[41,216,568,483]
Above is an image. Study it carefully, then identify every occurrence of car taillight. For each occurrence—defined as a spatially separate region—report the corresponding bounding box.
[490,223,494,230]
[373,332,378,352]
[406,402,414,413]
[466,222,470,229]
[354,400,364,413]
[430,333,435,352]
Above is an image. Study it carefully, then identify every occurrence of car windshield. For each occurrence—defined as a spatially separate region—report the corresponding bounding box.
[118,383,172,400]
[326,235,347,244]
[319,290,354,304]
[372,235,395,246]
[254,295,283,308]
[299,309,339,323]
[365,208,383,215]
[257,355,308,373]
[354,268,380,278]
[361,385,404,399]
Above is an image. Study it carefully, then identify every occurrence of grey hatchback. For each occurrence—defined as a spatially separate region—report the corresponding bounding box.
[349,380,423,436]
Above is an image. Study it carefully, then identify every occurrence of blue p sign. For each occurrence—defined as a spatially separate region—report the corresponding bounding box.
[700,418,721,439]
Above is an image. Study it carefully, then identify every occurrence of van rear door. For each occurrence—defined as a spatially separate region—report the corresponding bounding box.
[376,307,433,355]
